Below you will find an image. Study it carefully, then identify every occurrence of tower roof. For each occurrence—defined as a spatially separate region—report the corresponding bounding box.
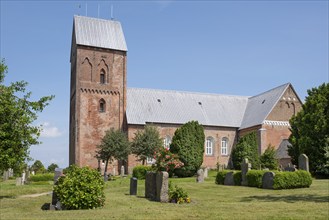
[72,15,127,51]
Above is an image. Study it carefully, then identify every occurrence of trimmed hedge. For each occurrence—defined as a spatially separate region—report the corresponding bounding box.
[233,171,242,186]
[132,165,153,180]
[215,170,231,185]
[246,170,267,188]
[29,173,54,182]
[273,170,312,189]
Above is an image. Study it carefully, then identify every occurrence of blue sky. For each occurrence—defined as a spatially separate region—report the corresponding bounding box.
[1,1,328,168]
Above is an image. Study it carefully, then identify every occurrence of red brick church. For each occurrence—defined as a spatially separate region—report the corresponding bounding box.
[69,16,302,174]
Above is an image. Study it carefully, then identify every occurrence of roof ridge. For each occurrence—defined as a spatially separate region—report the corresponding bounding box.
[74,15,119,23]
[127,87,249,99]
[249,83,290,99]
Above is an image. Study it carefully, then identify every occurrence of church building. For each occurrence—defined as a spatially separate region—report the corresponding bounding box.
[69,16,302,174]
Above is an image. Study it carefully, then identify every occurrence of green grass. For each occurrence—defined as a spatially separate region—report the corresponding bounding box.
[1,171,328,219]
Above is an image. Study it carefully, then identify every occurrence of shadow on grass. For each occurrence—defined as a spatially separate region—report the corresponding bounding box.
[241,194,329,203]
[41,203,50,210]
[0,196,15,199]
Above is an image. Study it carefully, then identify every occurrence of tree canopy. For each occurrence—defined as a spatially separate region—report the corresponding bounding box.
[31,160,45,173]
[96,128,130,179]
[288,83,329,177]
[260,145,278,170]
[47,163,59,172]
[0,59,54,173]
[231,131,260,170]
[131,125,162,165]
[170,121,205,177]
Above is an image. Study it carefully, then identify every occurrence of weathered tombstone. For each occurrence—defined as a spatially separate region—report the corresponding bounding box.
[262,172,275,189]
[21,172,26,185]
[284,163,297,172]
[8,168,13,178]
[121,165,125,177]
[112,167,116,176]
[16,177,23,186]
[203,167,208,178]
[156,171,169,202]
[3,170,9,181]
[145,171,157,200]
[241,158,251,186]
[224,171,235,186]
[50,168,64,210]
[196,169,204,183]
[298,154,309,172]
[130,177,138,195]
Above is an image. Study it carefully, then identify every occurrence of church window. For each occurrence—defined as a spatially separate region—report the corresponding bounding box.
[221,137,228,155]
[163,135,171,149]
[100,69,106,84]
[206,137,214,156]
[99,99,106,112]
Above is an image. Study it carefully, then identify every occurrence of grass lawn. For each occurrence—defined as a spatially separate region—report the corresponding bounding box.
[1,171,328,219]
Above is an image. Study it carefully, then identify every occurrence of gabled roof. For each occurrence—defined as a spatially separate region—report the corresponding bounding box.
[239,83,290,130]
[126,88,249,127]
[72,15,127,51]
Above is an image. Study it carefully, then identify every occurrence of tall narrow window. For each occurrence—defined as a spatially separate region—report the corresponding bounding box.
[206,137,214,156]
[163,136,171,149]
[100,70,105,84]
[221,137,228,155]
[99,99,106,112]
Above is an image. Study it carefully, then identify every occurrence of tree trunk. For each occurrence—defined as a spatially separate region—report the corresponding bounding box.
[104,159,109,181]
[142,159,145,165]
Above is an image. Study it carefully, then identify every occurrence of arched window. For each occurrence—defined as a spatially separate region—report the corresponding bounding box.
[99,99,106,112]
[100,69,105,84]
[163,135,171,149]
[221,137,228,156]
[206,137,214,156]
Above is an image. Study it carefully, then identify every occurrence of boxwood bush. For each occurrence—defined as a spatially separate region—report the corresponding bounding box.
[246,170,267,188]
[215,170,231,185]
[29,173,54,182]
[54,165,105,210]
[273,170,312,189]
[132,165,153,180]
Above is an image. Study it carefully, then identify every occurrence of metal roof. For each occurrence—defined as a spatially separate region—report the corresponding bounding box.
[126,88,249,127]
[73,15,127,51]
[239,83,290,130]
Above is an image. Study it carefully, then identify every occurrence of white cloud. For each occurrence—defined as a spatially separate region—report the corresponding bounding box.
[40,122,62,138]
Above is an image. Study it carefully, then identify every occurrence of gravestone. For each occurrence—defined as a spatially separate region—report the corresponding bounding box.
[203,167,208,178]
[298,154,309,172]
[241,158,251,186]
[112,167,116,176]
[130,177,138,195]
[196,169,204,183]
[145,172,157,200]
[50,168,64,210]
[121,165,125,177]
[21,172,26,185]
[16,177,23,186]
[284,163,297,172]
[8,168,13,178]
[156,171,169,202]
[3,170,9,181]
[224,171,234,186]
[262,172,275,189]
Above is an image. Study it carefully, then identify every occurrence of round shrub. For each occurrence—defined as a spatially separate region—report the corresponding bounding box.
[54,165,105,210]
[215,170,231,185]
[132,165,153,180]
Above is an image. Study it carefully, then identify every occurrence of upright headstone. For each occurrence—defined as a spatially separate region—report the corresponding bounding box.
[145,172,157,200]
[156,171,169,202]
[21,172,26,185]
[3,170,9,181]
[203,167,208,178]
[16,177,23,186]
[224,171,234,186]
[241,158,251,186]
[51,168,64,210]
[8,168,13,178]
[298,154,309,172]
[112,167,116,176]
[196,169,204,183]
[121,165,125,177]
[262,172,275,189]
[130,177,138,195]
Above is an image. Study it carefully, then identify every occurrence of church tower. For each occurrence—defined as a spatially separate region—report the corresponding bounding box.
[69,16,127,169]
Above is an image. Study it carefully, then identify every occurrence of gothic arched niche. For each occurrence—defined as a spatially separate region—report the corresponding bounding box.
[81,57,92,82]
[97,59,109,83]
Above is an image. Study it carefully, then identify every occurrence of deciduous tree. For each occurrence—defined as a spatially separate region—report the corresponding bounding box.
[0,59,54,173]
[288,83,329,177]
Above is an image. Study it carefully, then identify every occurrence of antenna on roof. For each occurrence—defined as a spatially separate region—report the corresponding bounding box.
[98,4,100,18]
[85,2,88,16]
[77,4,81,16]
[111,5,114,20]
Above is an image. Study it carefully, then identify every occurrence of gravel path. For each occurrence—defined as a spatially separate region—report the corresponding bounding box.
[19,191,52,198]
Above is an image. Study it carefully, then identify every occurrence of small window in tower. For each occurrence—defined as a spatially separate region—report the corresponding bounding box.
[99,99,106,112]
[100,70,105,84]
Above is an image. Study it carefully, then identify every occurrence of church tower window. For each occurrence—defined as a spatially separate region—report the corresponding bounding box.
[99,99,106,112]
[100,69,106,84]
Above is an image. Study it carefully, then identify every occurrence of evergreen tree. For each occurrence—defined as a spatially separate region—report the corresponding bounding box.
[260,145,278,170]
[170,121,205,177]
